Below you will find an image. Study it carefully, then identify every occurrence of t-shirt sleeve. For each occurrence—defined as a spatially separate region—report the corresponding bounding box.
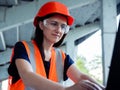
[63,54,74,81]
[13,41,30,62]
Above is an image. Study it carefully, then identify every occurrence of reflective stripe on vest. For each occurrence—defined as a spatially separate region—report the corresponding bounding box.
[8,40,65,90]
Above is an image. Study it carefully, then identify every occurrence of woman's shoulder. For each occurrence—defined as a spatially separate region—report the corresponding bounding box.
[12,41,30,63]
[14,41,24,47]
[14,40,30,49]
[13,41,28,55]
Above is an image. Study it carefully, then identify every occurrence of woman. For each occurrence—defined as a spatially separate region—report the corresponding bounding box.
[8,1,104,90]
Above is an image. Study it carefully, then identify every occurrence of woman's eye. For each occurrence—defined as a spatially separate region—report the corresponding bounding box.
[61,24,66,29]
[50,22,58,26]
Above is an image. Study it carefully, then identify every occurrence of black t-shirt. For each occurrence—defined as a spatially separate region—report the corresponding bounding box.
[8,41,74,84]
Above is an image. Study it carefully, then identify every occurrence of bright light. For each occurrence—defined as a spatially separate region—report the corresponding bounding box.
[2,79,8,90]
[77,30,102,61]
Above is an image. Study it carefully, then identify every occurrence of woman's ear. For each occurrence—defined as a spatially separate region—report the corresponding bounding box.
[38,21,44,30]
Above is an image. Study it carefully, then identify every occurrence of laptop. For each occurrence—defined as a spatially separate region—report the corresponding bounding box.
[106,19,120,90]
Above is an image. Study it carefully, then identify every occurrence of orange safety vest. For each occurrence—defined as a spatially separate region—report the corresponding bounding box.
[8,40,66,90]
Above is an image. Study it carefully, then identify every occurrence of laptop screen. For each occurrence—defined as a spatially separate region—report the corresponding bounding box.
[106,19,120,90]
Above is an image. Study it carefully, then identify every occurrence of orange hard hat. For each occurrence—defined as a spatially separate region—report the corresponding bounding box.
[33,1,74,27]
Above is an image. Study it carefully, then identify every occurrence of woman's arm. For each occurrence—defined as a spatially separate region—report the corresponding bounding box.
[15,59,65,90]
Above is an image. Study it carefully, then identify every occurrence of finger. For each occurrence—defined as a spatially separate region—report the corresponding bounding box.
[79,81,98,90]
[82,80,102,90]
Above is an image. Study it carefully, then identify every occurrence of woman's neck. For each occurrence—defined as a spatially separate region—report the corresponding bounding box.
[42,41,53,61]
[42,39,54,51]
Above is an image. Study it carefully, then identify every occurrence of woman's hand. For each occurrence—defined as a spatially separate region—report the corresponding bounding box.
[80,80,105,90]
[66,80,105,90]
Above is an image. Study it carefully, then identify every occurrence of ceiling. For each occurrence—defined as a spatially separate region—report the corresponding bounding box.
[0,0,120,52]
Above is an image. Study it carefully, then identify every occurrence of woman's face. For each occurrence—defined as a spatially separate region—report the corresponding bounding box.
[39,14,68,44]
